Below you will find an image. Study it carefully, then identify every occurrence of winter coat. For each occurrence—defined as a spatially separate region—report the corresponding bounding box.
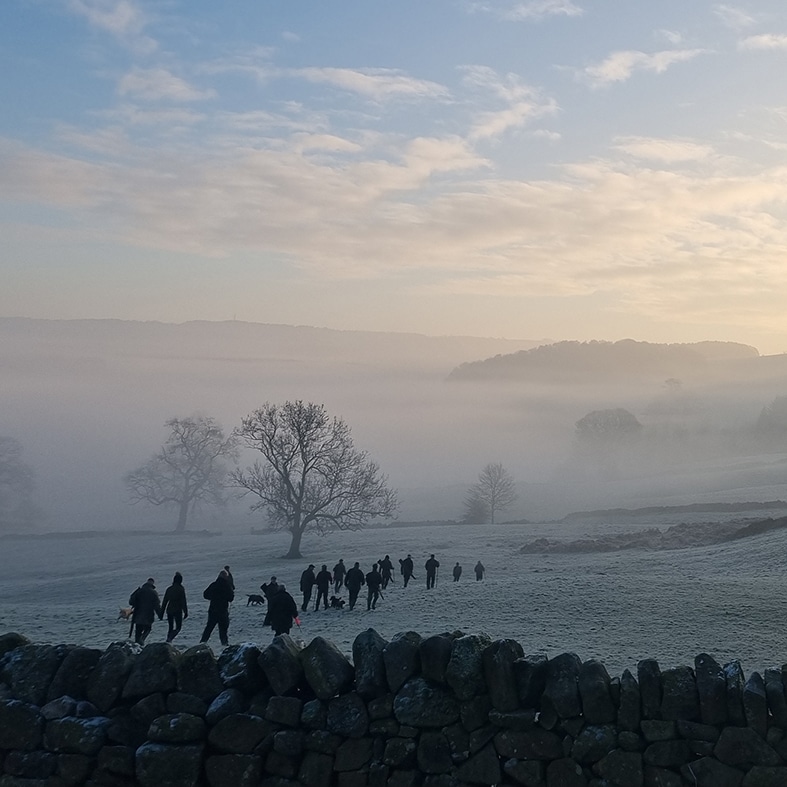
[400,557,414,577]
[345,567,365,591]
[365,569,383,591]
[203,577,234,614]
[300,569,316,593]
[268,589,298,633]
[333,562,346,581]
[425,558,440,576]
[129,582,161,626]
[161,583,188,618]
[315,569,333,589]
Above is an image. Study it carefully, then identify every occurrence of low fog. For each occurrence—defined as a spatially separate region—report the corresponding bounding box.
[2,318,787,533]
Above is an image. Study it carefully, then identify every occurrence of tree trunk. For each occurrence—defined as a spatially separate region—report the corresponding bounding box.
[176,499,189,532]
[283,527,303,559]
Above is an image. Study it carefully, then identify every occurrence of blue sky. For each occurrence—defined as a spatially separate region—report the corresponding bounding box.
[2,1,787,352]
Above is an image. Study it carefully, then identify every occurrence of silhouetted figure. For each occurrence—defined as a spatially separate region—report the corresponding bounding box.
[260,576,279,626]
[129,577,161,645]
[399,554,414,587]
[425,554,440,589]
[268,584,298,636]
[379,555,394,588]
[332,559,346,594]
[160,572,188,643]
[300,564,316,611]
[315,564,333,610]
[345,561,365,610]
[474,561,485,581]
[366,564,383,610]
[200,569,235,647]
[223,565,235,592]
[452,563,462,582]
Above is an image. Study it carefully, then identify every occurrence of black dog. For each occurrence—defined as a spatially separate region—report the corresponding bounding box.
[329,595,345,609]
[247,594,265,606]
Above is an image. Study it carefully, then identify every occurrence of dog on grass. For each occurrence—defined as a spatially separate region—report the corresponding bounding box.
[329,595,345,609]
[247,594,265,606]
[118,607,134,621]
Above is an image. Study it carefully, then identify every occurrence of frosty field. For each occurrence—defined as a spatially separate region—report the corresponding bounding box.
[1,517,785,678]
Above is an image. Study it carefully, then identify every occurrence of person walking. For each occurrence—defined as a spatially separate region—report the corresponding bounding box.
[345,561,365,610]
[425,554,440,590]
[200,569,235,647]
[260,576,279,627]
[159,571,188,642]
[268,584,298,636]
[452,562,462,582]
[399,554,414,587]
[379,555,394,589]
[129,577,161,645]
[314,564,333,610]
[366,563,383,610]
[299,564,316,611]
[332,559,346,594]
[474,561,485,581]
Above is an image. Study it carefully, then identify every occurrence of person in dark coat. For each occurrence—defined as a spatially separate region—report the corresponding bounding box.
[332,559,346,594]
[399,554,414,587]
[129,578,161,645]
[379,555,394,588]
[300,565,316,611]
[365,563,383,610]
[452,562,462,582]
[159,571,188,643]
[474,561,485,581]
[268,584,298,636]
[261,576,279,626]
[425,554,440,589]
[200,569,235,647]
[314,564,332,610]
[345,561,365,610]
[223,565,235,592]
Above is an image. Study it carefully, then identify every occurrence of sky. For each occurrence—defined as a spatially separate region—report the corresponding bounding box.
[2,1,787,352]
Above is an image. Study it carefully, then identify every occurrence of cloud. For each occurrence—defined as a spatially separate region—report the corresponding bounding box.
[467,0,583,21]
[739,34,787,51]
[714,4,758,30]
[118,68,216,102]
[613,136,715,163]
[581,48,706,87]
[68,0,156,53]
[295,67,449,101]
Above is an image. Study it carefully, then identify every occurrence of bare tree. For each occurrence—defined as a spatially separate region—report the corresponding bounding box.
[465,462,517,524]
[461,490,490,524]
[125,416,239,532]
[232,400,397,558]
[0,437,39,531]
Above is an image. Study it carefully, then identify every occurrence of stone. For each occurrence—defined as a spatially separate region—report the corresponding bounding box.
[660,667,699,722]
[167,692,208,717]
[724,660,746,727]
[259,636,303,696]
[545,758,586,787]
[643,741,693,768]
[420,635,455,685]
[42,696,78,720]
[487,709,536,729]
[301,637,354,700]
[122,643,178,699]
[455,743,501,785]
[693,653,727,726]
[542,653,582,720]
[56,752,92,784]
[744,672,768,739]
[265,695,303,727]
[264,749,298,779]
[353,629,389,700]
[417,731,453,774]
[637,659,661,720]
[273,730,304,757]
[135,742,204,787]
[384,737,418,767]
[578,660,616,725]
[301,698,328,729]
[442,723,469,763]
[680,757,744,787]
[714,727,782,768]
[482,639,523,712]
[75,700,99,718]
[1,643,68,705]
[0,632,30,659]
[216,643,267,695]
[3,751,57,779]
[148,713,207,743]
[640,720,676,742]
[204,754,263,787]
[130,693,166,727]
[384,632,423,694]
[44,716,110,756]
[387,769,421,787]
[766,668,787,728]
[445,635,491,701]
[334,737,374,771]
[514,655,547,709]
[469,724,497,755]
[617,731,642,752]
[209,713,274,753]
[306,730,342,755]
[742,766,787,786]
[493,729,563,760]
[461,695,492,732]
[676,720,719,743]
[205,688,247,725]
[105,709,147,748]
[503,758,545,786]
[177,644,224,702]
[47,647,102,702]
[617,669,640,732]
[368,693,393,720]
[570,725,616,764]
[96,746,135,777]
[596,749,642,787]
[643,766,683,787]
[86,641,140,713]
[327,692,369,737]
[299,751,334,787]
[394,677,460,728]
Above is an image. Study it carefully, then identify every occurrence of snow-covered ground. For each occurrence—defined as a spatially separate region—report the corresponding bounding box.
[1,517,786,678]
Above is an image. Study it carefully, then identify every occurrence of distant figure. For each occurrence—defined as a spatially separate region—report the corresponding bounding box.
[223,565,235,592]
[201,569,235,647]
[474,561,485,581]
[160,572,188,643]
[452,563,462,582]
[332,559,346,594]
[260,576,279,627]
[300,564,316,611]
[268,584,298,636]
[315,564,333,610]
[345,561,365,610]
[129,577,161,645]
[366,563,383,610]
[379,555,394,589]
[399,554,414,587]
[425,554,440,589]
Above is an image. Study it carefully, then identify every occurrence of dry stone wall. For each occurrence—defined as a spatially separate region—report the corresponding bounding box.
[1,629,787,787]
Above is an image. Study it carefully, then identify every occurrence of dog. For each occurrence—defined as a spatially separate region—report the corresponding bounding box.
[247,594,265,606]
[118,607,134,621]
[329,595,345,609]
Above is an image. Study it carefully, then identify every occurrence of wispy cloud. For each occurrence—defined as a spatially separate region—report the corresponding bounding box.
[739,34,787,51]
[118,68,216,103]
[714,4,758,30]
[67,0,156,54]
[613,136,715,163]
[295,67,450,101]
[467,0,583,21]
[581,48,706,87]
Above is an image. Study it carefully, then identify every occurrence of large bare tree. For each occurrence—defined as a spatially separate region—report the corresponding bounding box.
[232,400,397,558]
[125,416,239,532]
[464,462,517,524]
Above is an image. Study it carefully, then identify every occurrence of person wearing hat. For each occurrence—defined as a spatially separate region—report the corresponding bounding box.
[159,571,188,643]
[200,569,235,647]
[129,577,161,645]
[260,576,279,627]
[299,564,316,611]
[314,564,333,611]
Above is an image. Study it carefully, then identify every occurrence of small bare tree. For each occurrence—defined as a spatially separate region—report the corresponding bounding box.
[125,416,239,532]
[232,400,397,558]
[465,462,517,524]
